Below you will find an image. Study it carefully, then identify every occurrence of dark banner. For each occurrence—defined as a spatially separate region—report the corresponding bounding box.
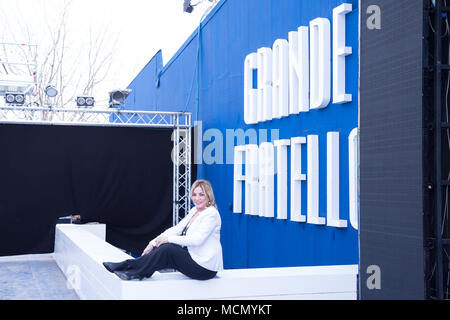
[0,124,174,256]
[360,0,424,299]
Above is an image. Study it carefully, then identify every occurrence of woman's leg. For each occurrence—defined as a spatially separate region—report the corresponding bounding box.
[103,260,132,273]
[166,245,217,280]
[124,243,216,280]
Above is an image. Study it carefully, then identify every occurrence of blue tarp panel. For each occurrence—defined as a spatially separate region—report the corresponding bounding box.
[125,0,359,269]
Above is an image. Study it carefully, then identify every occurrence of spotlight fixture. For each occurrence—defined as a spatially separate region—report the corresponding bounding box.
[76,96,95,108]
[4,93,25,105]
[183,0,194,13]
[183,0,214,13]
[44,85,58,98]
[108,89,131,107]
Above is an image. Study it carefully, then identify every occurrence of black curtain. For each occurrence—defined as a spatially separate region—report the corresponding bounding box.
[0,124,174,256]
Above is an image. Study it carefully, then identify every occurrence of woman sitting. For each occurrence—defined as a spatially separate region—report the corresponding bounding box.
[103,179,223,280]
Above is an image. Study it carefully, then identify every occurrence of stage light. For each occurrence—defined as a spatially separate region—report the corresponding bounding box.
[85,97,94,106]
[183,0,194,13]
[44,85,58,98]
[15,94,24,104]
[108,89,131,107]
[183,0,214,13]
[76,97,85,106]
[5,94,15,104]
[4,93,25,105]
[76,96,95,107]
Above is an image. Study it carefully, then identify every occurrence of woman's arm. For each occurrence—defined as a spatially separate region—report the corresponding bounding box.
[142,211,193,255]
[148,210,194,247]
[167,210,219,247]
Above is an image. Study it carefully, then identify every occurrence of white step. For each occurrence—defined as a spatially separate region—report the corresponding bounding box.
[53,224,358,300]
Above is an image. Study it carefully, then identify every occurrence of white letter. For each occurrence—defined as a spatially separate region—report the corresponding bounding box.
[349,128,358,229]
[257,47,273,122]
[307,135,325,224]
[289,27,309,114]
[272,39,289,119]
[310,18,331,109]
[244,53,258,124]
[245,144,259,215]
[333,3,352,104]
[327,132,347,228]
[291,137,307,222]
[233,145,246,213]
[258,142,274,218]
[274,139,290,219]
[226,128,258,164]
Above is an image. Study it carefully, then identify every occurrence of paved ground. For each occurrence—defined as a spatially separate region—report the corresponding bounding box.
[0,254,79,300]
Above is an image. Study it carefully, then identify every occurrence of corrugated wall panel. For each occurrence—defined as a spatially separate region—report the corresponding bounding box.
[126,0,359,270]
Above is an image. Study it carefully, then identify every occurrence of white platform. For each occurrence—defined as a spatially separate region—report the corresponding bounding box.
[53,224,358,300]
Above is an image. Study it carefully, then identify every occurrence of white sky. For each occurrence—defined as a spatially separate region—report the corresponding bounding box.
[0,0,214,105]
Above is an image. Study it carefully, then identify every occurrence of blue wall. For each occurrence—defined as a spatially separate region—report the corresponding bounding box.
[125,0,359,269]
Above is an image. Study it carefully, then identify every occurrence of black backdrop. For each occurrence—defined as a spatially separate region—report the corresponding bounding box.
[0,124,174,256]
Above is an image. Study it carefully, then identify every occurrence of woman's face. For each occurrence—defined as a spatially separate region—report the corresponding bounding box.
[192,186,209,211]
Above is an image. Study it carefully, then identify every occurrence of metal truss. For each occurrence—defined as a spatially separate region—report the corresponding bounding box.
[0,42,38,97]
[0,105,192,227]
[425,0,450,300]
[0,106,190,128]
[172,113,192,225]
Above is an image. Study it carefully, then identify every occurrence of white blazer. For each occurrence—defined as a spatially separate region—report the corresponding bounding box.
[150,206,223,272]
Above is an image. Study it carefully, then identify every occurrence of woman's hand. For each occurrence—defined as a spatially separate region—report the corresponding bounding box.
[141,243,154,256]
[154,235,168,247]
[142,235,168,255]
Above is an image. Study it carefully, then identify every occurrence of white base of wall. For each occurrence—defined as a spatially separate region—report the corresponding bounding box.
[54,224,358,300]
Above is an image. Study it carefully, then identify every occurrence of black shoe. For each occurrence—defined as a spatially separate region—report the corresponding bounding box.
[114,271,142,281]
[103,262,121,273]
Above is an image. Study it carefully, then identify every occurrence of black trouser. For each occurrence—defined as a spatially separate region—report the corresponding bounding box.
[104,243,217,280]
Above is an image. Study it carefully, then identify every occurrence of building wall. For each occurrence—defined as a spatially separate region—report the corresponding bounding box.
[125,0,359,269]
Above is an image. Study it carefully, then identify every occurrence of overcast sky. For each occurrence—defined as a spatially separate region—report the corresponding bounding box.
[0,0,214,105]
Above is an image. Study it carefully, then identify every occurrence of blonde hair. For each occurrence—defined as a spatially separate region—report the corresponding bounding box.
[190,179,217,208]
